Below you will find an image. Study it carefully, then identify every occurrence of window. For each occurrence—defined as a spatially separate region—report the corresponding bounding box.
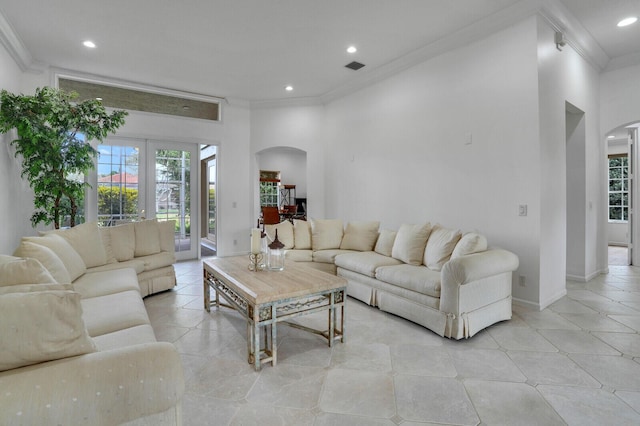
[259,170,280,207]
[608,155,629,221]
[97,144,140,226]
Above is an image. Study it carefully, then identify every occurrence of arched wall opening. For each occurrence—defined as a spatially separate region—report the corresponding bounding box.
[254,146,308,223]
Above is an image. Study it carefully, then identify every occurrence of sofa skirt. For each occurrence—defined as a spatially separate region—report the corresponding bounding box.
[138,266,176,297]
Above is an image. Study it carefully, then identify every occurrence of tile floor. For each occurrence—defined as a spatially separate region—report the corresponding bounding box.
[144,259,640,425]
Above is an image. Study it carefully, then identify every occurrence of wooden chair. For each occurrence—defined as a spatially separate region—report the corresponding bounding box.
[261,206,281,225]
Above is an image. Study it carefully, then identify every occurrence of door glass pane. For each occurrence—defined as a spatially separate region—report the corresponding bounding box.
[97,145,140,226]
[155,149,191,252]
[208,160,216,242]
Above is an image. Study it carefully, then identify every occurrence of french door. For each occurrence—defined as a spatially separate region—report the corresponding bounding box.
[90,137,199,260]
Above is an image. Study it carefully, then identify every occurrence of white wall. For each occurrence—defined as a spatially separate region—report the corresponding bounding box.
[323,18,542,303]
[251,105,325,220]
[0,43,48,254]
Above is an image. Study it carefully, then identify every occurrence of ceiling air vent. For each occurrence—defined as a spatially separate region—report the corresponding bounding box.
[345,61,365,71]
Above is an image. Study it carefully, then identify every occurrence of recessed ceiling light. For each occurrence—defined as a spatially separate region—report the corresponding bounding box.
[608,135,616,139]
[285,85,293,92]
[347,46,357,54]
[617,17,638,27]
[83,40,96,48]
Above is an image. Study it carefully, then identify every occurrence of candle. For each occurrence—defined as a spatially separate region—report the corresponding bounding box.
[251,228,261,254]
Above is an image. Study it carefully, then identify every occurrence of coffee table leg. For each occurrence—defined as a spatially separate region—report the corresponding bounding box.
[271,305,277,367]
[328,291,335,347]
[247,320,254,364]
[203,274,210,312]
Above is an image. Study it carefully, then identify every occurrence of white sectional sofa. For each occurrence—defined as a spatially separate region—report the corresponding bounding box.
[0,220,184,425]
[266,219,519,339]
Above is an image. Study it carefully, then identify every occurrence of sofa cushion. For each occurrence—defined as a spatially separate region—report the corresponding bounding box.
[293,219,312,249]
[134,219,161,257]
[43,222,108,268]
[158,220,176,252]
[0,289,96,372]
[98,227,118,264]
[73,268,140,299]
[0,282,73,294]
[374,229,397,257]
[22,234,86,281]
[265,220,295,249]
[0,255,57,286]
[375,264,441,298]
[424,225,462,271]
[81,290,150,337]
[137,252,177,272]
[313,249,358,264]
[87,258,145,275]
[391,223,432,265]
[340,221,380,251]
[451,232,488,258]
[13,241,72,284]
[311,219,344,250]
[334,251,403,278]
[285,249,313,262]
[109,223,136,261]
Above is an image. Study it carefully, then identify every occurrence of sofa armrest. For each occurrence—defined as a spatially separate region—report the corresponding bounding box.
[0,342,184,426]
[440,249,519,315]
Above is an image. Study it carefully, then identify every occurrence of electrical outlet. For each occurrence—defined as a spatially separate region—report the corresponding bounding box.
[518,204,528,216]
[519,275,526,287]
[233,239,237,246]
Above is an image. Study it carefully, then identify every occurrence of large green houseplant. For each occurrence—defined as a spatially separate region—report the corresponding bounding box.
[0,87,127,228]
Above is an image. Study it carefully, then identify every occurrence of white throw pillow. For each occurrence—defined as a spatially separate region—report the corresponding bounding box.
[340,221,380,251]
[22,234,86,281]
[310,219,344,250]
[451,232,488,259]
[424,225,462,271]
[98,227,118,264]
[374,229,397,257]
[43,222,108,268]
[391,223,432,265]
[110,222,136,261]
[265,221,295,249]
[0,289,96,372]
[158,220,176,253]
[13,242,71,283]
[293,220,312,249]
[0,256,57,286]
[134,219,161,257]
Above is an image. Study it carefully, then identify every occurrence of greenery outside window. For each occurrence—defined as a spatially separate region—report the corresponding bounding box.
[608,154,629,222]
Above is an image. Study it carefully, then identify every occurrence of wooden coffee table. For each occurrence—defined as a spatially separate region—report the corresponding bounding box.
[203,256,347,371]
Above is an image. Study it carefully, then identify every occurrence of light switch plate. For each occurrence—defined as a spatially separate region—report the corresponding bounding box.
[518,204,527,216]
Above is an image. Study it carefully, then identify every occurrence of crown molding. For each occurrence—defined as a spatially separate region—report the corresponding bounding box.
[0,8,45,73]
[250,96,324,110]
[538,0,609,71]
[604,52,640,73]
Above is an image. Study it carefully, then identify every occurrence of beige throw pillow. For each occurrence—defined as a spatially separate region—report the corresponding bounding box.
[0,290,96,372]
[134,219,161,257]
[43,222,108,268]
[451,232,488,258]
[265,221,295,249]
[109,222,136,261]
[310,219,344,250]
[374,229,397,257]
[340,221,380,251]
[293,220,312,249]
[13,241,73,284]
[424,225,462,271]
[0,256,57,286]
[391,223,432,265]
[23,234,86,281]
[98,227,118,264]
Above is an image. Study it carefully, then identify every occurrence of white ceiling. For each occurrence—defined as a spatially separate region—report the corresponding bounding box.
[0,0,639,103]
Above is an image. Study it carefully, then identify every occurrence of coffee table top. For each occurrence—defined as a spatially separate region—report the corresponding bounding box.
[203,256,347,304]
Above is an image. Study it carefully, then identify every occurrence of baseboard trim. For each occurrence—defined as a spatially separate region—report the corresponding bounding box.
[566,269,603,283]
[539,288,567,310]
[512,297,540,311]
